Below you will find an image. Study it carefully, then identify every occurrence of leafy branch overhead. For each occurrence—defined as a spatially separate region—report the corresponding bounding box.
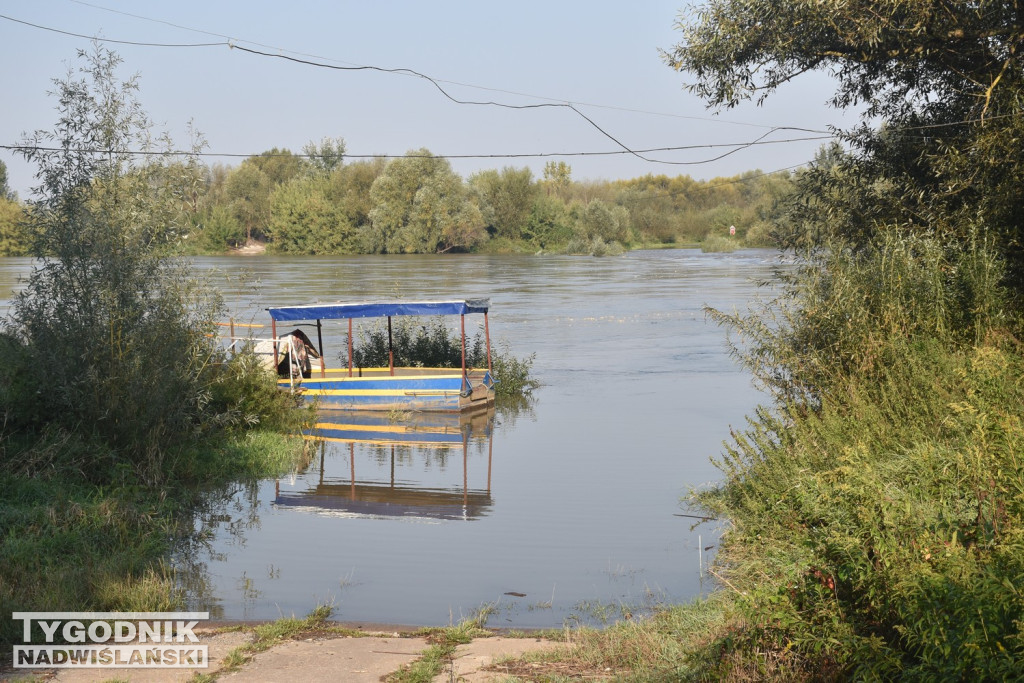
[669,0,1024,286]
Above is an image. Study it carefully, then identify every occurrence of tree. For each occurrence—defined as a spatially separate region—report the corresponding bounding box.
[666,0,1024,285]
[366,149,485,253]
[0,160,14,200]
[0,197,27,255]
[226,162,272,242]
[303,136,347,175]
[8,44,222,482]
[542,161,572,196]
[267,176,355,254]
[247,147,305,186]
[469,166,537,241]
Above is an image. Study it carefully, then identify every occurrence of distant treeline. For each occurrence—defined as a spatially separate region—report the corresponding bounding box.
[0,148,794,257]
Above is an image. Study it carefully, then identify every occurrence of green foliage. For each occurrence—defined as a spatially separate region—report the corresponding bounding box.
[302,136,347,175]
[488,342,538,399]
[469,166,537,241]
[343,317,537,399]
[668,0,1024,286]
[0,159,15,200]
[366,149,486,253]
[196,203,245,250]
[204,348,311,434]
[699,232,737,253]
[0,197,29,255]
[226,161,272,242]
[696,337,1024,679]
[523,193,574,248]
[345,316,488,370]
[5,44,305,486]
[716,229,1006,405]
[694,231,1023,678]
[246,147,306,186]
[574,199,631,245]
[267,175,356,254]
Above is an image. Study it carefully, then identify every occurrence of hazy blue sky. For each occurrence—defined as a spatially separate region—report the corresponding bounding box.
[1,0,856,198]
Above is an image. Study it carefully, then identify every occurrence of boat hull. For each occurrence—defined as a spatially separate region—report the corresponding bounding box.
[278,368,495,412]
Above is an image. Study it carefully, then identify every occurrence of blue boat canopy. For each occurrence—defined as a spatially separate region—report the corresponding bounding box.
[268,298,490,322]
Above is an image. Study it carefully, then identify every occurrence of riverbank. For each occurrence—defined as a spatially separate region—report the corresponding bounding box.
[1,620,569,682]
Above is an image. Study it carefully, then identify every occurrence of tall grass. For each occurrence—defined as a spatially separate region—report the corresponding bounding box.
[689,228,1024,678]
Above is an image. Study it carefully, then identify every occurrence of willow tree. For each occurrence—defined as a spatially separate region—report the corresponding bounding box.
[366,149,485,253]
[8,44,221,483]
[666,0,1024,287]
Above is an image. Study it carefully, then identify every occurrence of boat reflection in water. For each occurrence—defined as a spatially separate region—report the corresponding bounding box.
[274,409,495,521]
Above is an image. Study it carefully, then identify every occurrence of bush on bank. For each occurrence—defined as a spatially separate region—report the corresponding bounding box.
[0,45,312,650]
[688,230,1024,679]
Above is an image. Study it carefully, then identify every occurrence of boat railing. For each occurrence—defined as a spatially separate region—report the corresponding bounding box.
[213,319,305,392]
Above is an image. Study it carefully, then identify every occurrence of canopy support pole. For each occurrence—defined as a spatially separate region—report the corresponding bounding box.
[271,318,279,369]
[388,316,394,376]
[460,314,468,381]
[316,319,326,377]
[484,312,492,374]
[347,318,354,377]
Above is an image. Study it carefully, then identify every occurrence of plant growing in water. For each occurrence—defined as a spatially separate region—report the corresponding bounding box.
[341,316,537,400]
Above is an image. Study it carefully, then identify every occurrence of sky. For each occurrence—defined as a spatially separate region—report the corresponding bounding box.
[0,0,858,199]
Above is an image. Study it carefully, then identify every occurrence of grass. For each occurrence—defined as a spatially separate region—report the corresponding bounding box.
[210,604,347,677]
[0,427,311,652]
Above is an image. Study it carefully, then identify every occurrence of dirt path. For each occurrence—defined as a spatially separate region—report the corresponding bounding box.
[2,629,565,683]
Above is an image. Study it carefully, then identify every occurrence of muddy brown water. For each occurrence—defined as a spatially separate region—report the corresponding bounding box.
[0,249,784,629]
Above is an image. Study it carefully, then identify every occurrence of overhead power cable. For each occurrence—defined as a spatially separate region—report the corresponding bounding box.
[1,9,834,167]
[0,134,833,165]
[65,0,790,131]
[0,13,222,47]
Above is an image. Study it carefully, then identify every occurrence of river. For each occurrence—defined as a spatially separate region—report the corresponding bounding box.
[1,249,781,629]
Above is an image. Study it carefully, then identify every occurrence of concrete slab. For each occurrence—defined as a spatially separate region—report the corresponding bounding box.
[434,637,563,683]
[1,631,565,683]
[220,635,429,683]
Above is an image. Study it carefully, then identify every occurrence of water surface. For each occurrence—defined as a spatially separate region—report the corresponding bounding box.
[2,249,781,628]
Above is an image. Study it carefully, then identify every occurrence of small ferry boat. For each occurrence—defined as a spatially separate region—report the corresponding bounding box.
[259,299,496,412]
[274,409,495,521]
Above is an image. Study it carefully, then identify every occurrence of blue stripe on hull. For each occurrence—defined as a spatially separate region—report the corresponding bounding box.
[309,393,462,410]
[311,428,463,444]
[296,377,464,392]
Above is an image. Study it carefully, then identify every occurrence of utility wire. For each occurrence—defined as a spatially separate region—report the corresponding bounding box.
[3,11,829,166]
[0,13,223,47]
[227,43,829,166]
[65,0,791,131]
[0,135,833,164]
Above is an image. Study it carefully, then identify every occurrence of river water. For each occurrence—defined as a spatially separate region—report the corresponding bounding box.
[0,249,781,629]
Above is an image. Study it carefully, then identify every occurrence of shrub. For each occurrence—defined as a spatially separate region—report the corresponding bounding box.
[696,227,1023,678]
[700,232,738,253]
[341,316,537,399]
